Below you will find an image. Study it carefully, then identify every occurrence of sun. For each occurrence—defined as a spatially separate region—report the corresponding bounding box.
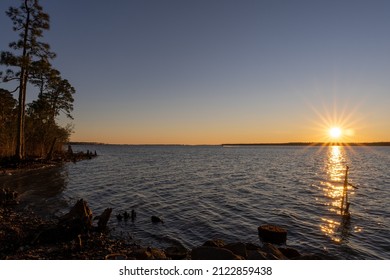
[329,127,342,139]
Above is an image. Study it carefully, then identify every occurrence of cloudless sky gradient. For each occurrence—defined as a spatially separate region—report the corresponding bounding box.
[1,0,389,144]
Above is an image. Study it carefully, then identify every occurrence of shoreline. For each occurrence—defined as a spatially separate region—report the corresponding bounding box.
[0,198,334,260]
[0,150,97,176]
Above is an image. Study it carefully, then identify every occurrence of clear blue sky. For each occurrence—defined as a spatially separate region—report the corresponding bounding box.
[1,0,389,144]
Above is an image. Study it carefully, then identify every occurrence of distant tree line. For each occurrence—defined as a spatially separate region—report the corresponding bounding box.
[0,0,74,160]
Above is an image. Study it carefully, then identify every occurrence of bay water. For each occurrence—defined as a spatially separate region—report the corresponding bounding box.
[2,145,389,259]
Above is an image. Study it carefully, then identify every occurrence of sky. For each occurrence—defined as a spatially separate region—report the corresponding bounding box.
[1,0,389,144]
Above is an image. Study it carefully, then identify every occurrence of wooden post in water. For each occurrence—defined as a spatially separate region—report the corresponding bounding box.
[341,165,358,216]
[341,166,349,215]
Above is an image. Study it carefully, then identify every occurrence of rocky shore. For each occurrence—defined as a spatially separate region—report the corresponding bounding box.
[0,149,97,176]
[0,195,333,260]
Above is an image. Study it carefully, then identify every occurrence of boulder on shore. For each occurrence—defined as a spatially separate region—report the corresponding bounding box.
[165,246,189,260]
[262,243,288,259]
[223,242,248,259]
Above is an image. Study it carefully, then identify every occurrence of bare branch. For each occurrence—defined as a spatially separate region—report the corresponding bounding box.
[9,86,20,93]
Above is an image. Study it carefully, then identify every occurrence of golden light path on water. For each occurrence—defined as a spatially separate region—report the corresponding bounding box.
[320,146,361,243]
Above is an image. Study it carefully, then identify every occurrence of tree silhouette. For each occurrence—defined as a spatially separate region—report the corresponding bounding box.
[30,62,75,121]
[0,0,55,160]
[27,67,75,158]
[0,0,75,159]
[0,89,17,157]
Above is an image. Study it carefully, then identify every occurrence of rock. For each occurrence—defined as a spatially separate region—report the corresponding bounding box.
[132,247,167,260]
[105,253,127,260]
[223,242,247,259]
[132,248,153,259]
[262,243,288,260]
[191,246,243,260]
[151,216,163,223]
[278,247,301,259]
[245,242,262,251]
[258,224,287,244]
[245,243,269,259]
[202,239,226,248]
[165,246,189,260]
[149,247,168,260]
[247,249,268,260]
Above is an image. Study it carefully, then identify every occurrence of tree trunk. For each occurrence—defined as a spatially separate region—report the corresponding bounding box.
[46,137,57,160]
[15,0,31,160]
[15,84,24,160]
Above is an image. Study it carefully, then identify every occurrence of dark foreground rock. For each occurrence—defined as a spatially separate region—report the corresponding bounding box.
[0,198,333,260]
[189,239,319,260]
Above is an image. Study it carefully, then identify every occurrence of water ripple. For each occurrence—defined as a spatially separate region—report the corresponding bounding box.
[2,145,389,259]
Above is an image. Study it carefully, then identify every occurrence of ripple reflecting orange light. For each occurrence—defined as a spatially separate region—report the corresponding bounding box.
[320,146,356,243]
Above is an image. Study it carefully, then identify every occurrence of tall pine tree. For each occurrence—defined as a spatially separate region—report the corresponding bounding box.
[0,0,55,160]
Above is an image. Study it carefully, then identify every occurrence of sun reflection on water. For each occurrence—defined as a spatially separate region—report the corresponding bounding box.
[320,218,342,243]
[320,146,355,243]
[327,146,345,182]
[327,146,346,210]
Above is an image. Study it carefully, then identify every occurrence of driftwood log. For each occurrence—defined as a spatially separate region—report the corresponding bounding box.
[33,199,112,244]
[59,199,93,230]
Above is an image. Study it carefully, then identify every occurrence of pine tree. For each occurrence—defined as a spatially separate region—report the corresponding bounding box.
[27,66,75,158]
[0,0,55,160]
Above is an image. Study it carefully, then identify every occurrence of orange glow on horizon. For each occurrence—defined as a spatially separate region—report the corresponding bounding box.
[305,96,367,144]
[68,96,385,145]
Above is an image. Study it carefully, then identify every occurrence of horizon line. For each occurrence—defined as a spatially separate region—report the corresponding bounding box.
[68,141,390,147]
